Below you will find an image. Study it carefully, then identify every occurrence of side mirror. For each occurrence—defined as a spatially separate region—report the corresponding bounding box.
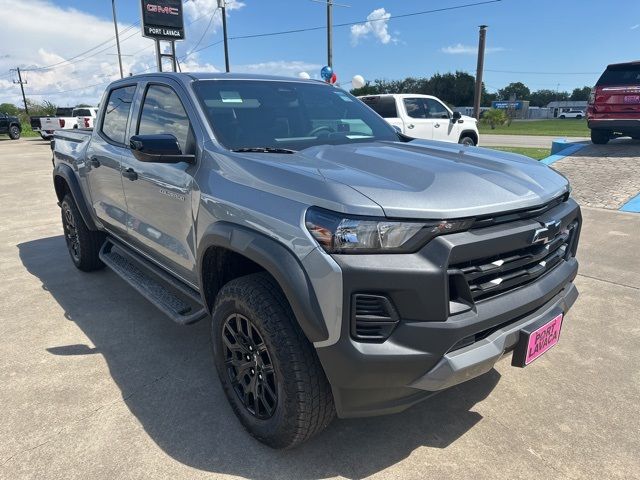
[451,111,462,122]
[129,134,195,164]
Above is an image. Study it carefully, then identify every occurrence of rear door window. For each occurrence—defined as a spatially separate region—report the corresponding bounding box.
[101,85,136,145]
[361,96,398,118]
[597,64,640,86]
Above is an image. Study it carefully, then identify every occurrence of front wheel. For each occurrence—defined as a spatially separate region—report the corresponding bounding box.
[458,135,476,146]
[559,115,566,119]
[60,194,105,271]
[590,129,610,145]
[211,272,335,449]
[9,126,20,140]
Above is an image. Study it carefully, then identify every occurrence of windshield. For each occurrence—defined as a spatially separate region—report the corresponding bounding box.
[193,80,399,151]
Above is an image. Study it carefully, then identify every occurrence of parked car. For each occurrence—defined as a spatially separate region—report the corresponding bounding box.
[73,107,99,129]
[40,107,77,140]
[359,93,479,146]
[588,60,640,144]
[559,110,584,119]
[0,111,22,139]
[52,73,581,449]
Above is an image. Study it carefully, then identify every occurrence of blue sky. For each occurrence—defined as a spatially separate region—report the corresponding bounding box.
[1,0,640,105]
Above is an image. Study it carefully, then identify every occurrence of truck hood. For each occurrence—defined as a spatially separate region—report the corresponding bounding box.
[298,140,569,219]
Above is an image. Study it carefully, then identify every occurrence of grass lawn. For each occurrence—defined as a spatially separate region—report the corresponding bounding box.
[479,119,589,137]
[488,146,551,160]
[20,125,40,138]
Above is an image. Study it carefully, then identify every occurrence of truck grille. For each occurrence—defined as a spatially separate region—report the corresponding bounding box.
[450,222,577,302]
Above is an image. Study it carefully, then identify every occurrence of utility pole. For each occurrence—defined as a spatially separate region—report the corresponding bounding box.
[13,68,29,115]
[111,0,124,78]
[218,0,230,72]
[473,25,487,120]
[327,0,333,68]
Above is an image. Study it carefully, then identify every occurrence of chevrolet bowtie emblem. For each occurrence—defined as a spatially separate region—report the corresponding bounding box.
[532,220,561,245]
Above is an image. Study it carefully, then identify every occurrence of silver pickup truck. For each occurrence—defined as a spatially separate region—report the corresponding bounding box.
[52,72,581,449]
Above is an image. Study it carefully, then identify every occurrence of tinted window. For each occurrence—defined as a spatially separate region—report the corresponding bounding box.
[425,99,450,119]
[360,96,398,118]
[597,64,640,86]
[404,98,427,119]
[56,108,74,117]
[101,85,136,145]
[138,85,191,152]
[193,80,398,151]
[73,109,92,117]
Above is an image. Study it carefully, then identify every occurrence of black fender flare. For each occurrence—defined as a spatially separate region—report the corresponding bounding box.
[53,163,98,231]
[9,122,22,131]
[459,130,478,145]
[197,222,329,343]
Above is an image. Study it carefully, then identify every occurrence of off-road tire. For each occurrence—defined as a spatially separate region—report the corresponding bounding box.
[61,194,105,272]
[211,272,335,449]
[590,129,609,145]
[9,125,20,140]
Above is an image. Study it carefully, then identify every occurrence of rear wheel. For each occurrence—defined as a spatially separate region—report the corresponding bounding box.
[211,272,335,449]
[61,194,105,272]
[559,115,566,119]
[590,129,610,145]
[9,125,20,140]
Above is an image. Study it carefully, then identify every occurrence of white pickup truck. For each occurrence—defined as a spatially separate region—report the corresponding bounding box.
[39,107,98,139]
[359,94,480,146]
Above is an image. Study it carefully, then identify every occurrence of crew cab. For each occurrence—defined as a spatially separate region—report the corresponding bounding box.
[587,60,640,144]
[52,73,580,449]
[40,107,77,140]
[0,111,21,139]
[359,93,479,146]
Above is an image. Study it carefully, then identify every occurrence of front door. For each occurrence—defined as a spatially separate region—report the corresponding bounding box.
[85,85,136,235]
[402,98,433,140]
[0,114,8,134]
[424,98,455,142]
[120,82,199,283]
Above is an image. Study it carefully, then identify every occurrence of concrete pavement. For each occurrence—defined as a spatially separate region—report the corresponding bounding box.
[481,134,589,148]
[1,138,639,479]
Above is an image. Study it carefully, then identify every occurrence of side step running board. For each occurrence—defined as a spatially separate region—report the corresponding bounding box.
[99,239,207,325]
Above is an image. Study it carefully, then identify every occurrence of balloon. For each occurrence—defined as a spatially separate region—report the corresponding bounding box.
[352,74,365,89]
[320,65,333,81]
[330,73,337,84]
[298,71,310,79]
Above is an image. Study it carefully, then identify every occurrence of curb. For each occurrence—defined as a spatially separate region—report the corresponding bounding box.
[540,141,588,166]
[620,193,640,213]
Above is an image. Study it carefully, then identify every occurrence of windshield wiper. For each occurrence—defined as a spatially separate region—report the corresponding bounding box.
[232,147,297,154]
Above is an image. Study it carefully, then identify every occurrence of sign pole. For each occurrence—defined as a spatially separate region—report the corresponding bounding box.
[155,39,163,72]
[170,41,178,72]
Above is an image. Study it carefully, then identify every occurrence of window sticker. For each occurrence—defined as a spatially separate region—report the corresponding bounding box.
[335,91,353,102]
[220,91,243,103]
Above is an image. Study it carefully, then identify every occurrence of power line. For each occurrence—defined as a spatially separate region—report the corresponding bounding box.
[187,7,220,56]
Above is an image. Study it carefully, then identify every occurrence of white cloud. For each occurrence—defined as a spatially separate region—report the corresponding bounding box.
[441,43,506,55]
[631,24,640,30]
[350,8,395,46]
[234,61,322,77]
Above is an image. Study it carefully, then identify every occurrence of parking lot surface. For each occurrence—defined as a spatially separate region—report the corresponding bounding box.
[1,138,639,480]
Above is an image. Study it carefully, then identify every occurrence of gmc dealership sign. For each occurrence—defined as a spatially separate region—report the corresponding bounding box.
[141,0,185,40]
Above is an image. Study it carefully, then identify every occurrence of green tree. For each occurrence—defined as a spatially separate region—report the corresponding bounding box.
[497,82,531,100]
[0,103,20,116]
[481,109,507,129]
[570,86,591,101]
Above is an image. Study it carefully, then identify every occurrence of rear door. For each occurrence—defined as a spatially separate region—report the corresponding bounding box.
[360,96,404,131]
[401,97,433,139]
[85,84,136,236]
[595,63,640,117]
[120,80,200,283]
[0,114,8,134]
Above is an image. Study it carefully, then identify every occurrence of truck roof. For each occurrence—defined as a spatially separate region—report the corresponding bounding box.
[110,72,325,88]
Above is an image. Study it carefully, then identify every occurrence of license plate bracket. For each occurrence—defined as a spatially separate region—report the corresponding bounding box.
[512,313,563,367]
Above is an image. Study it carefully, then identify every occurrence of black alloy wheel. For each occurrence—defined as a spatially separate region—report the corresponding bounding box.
[222,313,278,419]
[62,202,81,263]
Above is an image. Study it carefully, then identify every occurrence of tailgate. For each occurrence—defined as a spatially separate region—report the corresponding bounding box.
[596,85,640,115]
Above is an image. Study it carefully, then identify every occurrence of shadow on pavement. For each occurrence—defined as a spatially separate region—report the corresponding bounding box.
[572,137,640,158]
[19,235,500,479]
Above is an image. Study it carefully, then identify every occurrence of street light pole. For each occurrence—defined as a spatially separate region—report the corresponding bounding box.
[218,0,230,72]
[111,0,124,78]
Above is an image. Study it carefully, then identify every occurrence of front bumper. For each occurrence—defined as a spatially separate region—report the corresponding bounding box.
[315,199,581,418]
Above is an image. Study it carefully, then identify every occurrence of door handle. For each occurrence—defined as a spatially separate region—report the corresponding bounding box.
[122,168,138,181]
[407,124,415,129]
[89,157,100,168]
[434,123,440,128]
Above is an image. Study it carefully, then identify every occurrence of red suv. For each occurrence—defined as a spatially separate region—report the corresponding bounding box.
[587,61,640,144]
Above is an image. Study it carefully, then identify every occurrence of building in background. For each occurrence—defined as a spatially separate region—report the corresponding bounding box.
[546,100,588,118]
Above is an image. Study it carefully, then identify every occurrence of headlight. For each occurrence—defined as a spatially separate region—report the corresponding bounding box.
[305,207,473,254]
